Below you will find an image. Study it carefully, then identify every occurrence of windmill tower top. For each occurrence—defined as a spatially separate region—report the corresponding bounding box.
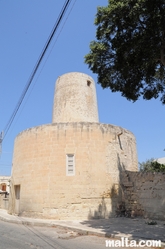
[52,72,99,123]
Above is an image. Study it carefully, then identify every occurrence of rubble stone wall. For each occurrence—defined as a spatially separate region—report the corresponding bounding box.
[121,171,165,220]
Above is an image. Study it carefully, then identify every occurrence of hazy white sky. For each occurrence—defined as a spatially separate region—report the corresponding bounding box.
[0,0,165,175]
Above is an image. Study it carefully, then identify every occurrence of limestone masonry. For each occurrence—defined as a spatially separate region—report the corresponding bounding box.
[52,72,99,123]
[121,171,165,220]
[9,72,138,219]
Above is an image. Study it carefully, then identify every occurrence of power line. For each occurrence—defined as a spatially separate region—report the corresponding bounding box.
[2,0,77,143]
[2,0,72,142]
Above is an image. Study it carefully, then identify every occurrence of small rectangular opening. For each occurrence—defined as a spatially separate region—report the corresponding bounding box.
[66,154,75,176]
[87,80,91,87]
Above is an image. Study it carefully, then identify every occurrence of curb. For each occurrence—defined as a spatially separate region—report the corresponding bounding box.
[0,214,164,248]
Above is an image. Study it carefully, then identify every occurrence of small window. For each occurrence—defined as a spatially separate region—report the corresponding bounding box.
[66,154,75,176]
[87,80,91,87]
[1,184,6,191]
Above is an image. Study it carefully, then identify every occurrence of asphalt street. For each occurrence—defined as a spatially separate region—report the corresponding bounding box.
[0,220,108,249]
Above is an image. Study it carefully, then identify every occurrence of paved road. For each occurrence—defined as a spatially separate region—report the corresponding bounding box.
[0,220,161,249]
[0,220,108,249]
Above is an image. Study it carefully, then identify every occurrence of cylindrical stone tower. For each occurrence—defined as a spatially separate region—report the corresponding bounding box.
[52,72,99,123]
[9,71,138,220]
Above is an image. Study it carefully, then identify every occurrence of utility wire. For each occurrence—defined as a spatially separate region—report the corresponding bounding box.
[3,0,77,143]
[2,0,72,142]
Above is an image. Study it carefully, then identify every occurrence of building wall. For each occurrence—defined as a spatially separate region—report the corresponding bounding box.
[157,157,165,164]
[52,72,99,123]
[9,122,137,219]
[0,176,10,210]
[121,171,165,220]
[0,176,10,193]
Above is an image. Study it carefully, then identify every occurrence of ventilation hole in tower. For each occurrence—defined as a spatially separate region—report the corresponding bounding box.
[87,80,91,86]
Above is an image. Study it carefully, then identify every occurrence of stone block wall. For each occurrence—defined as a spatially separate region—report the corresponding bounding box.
[8,122,137,219]
[0,195,9,210]
[121,171,165,220]
[52,72,99,123]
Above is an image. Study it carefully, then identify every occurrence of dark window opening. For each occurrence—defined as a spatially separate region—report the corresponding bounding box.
[87,80,91,87]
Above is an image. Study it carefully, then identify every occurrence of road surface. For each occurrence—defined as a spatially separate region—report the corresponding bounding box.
[0,220,107,249]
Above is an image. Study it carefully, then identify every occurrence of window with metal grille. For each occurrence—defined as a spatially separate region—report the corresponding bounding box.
[66,154,75,176]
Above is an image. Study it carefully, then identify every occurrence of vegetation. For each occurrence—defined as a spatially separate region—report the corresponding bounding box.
[139,158,165,172]
[85,0,165,103]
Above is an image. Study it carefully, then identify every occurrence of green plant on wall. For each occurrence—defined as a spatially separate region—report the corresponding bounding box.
[139,158,165,172]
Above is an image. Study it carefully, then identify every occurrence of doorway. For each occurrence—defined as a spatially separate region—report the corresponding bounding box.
[14,185,20,215]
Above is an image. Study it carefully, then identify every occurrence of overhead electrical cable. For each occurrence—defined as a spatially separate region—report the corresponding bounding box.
[2,0,72,142]
[4,0,77,142]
